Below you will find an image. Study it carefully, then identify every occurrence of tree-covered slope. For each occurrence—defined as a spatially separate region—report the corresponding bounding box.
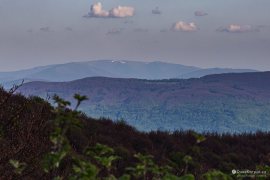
[17,71,270,133]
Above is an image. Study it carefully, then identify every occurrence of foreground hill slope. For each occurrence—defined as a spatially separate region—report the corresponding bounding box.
[19,71,270,133]
[0,88,270,179]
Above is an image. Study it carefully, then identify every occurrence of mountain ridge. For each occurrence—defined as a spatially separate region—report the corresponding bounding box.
[0,60,257,88]
[18,71,270,133]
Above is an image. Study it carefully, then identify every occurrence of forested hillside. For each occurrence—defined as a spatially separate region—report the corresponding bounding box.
[19,71,270,133]
[0,87,270,179]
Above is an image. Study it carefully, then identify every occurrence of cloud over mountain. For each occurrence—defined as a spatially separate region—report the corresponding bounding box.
[85,2,135,18]
[217,24,258,33]
[171,21,198,32]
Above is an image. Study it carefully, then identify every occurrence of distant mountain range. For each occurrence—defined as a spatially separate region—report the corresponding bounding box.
[0,60,256,88]
[18,71,270,133]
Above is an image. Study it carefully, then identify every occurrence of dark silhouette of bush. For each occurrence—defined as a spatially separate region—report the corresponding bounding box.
[0,87,270,179]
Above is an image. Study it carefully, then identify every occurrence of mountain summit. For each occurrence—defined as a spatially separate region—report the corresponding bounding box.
[0,60,256,88]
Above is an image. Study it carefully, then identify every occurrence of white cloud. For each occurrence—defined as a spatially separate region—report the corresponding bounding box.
[171,21,198,32]
[90,2,109,17]
[217,24,258,33]
[109,6,135,18]
[85,2,134,18]
[194,11,208,16]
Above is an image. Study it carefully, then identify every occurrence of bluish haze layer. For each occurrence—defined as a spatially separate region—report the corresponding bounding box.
[0,0,270,71]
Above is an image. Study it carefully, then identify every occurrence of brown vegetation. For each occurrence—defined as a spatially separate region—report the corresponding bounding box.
[0,87,270,179]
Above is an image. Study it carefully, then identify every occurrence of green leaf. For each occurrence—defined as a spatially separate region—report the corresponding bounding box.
[9,159,27,175]
[74,94,88,102]
[183,155,192,164]
[191,131,206,144]
[118,174,131,180]
[202,170,232,180]
[70,159,99,179]
[179,174,195,180]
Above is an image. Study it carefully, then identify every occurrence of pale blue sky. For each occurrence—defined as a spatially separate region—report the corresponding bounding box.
[0,0,270,71]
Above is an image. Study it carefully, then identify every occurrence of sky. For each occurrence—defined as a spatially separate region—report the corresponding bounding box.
[0,0,270,71]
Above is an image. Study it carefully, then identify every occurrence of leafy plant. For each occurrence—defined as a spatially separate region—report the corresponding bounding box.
[42,94,89,177]
[9,159,27,175]
[85,143,119,171]
[126,153,185,179]
[191,131,206,144]
[183,155,192,174]
[70,158,99,180]
[202,170,232,180]
[126,153,158,179]
[42,94,118,179]
[74,94,88,110]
